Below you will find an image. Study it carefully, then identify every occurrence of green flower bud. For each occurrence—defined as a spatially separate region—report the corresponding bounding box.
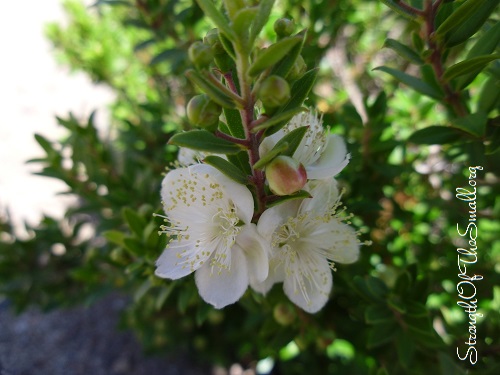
[274,18,295,38]
[266,156,307,196]
[287,55,307,81]
[186,94,221,129]
[257,75,291,108]
[204,29,225,55]
[188,41,214,69]
[273,303,296,326]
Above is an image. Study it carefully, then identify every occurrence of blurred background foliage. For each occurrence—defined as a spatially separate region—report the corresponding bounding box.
[1,0,499,374]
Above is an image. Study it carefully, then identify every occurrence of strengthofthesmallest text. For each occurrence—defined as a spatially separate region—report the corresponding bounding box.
[455,166,484,365]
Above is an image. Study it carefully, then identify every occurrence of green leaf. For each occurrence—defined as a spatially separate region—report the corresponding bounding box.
[266,190,312,208]
[91,0,131,7]
[203,155,249,184]
[397,331,416,369]
[248,36,302,76]
[266,69,318,135]
[155,283,175,311]
[450,112,487,137]
[408,125,463,144]
[169,130,243,154]
[435,0,487,39]
[185,70,238,109]
[227,151,252,176]
[134,279,152,303]
[367,321,398,348]
[219,31,236,59]
[478,75,500,113]
[252,107,307,132]
[34,133,55,155]
[444,54,500,84]
[149,48,185,66]
[366,277,389,301]
[232,7,259,47]
[445,0,500,47]
[273,125,308,158]
[405,301,429,318]
[223,108,245,139]
[379,0,419,19]
[365,305,394,324]
[249,0,276,45]
[465,21,500,60]
[122,207,147,237]
[253,142,288,170]
[374,66,444,99]
[384,38,424,65]
[103,230,126,247]
[272,29,307,79]
[123,237,143,256]
[195,0,236,40]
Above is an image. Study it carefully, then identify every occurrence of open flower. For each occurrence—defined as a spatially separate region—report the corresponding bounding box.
[255,178,360,313]
[260,110,350,179]
[155,164,269,308]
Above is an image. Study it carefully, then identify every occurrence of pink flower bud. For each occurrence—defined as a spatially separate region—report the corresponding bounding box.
[266,156,307,196]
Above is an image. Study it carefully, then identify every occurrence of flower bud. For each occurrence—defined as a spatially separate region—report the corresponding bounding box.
[257,75,291,108]
[186,94,221,129]
[287,55,307,81]
[188,41,214,69]
[273,303,296,326]
[204,29,225,55]
[266,156,307,196]
[274,18,295,38]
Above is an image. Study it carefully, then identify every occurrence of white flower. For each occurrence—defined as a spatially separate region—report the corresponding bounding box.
[155,164,269,308]
[260,110,350,179]
[255,178,359,313]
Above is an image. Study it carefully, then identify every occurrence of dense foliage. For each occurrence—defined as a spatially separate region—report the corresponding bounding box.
[1,0,499,374]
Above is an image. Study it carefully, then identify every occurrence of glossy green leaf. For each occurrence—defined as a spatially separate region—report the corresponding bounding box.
[91,0,131,7]
[444,54,500,84]
[450,112,487,137]
[365,305,394,324]
[374,66,444,100]
[222,0,246,20]
[223,108,245,139]
[249,0,275,45]
[478,75,500,113]
[232,7,258,47]
[155,283,175,311]
[203,155,249,184]
[266,69,318,135]
[266,190,312,208]
[435,0,487,40]
[379,0,419,20]
[248,36,302,76]
[34,133,55,155]
[252,107,306,132]
[272,29,307,79]
[185,70,238,109]
[169,130,243,154]
[253,142,288,170]
[195,0,235,40]
[445,0,500,47]
[397,331,416,369]
[384,38,424,65]
[122,207,146,237]
[103,230,126,247]
[219,31,236,59]
[366,321,398,348]
[149,48,185,66]
[408,126,463,144]
[273,125,308,158]
[227,151,252,176]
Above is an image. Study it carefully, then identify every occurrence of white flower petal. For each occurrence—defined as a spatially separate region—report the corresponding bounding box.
[318,221,360,264]
[251,256,285,295]
[236,224,270,283]
[283,253,332,314]
[306,134,350,179]
[195,246,249,309]
[257,199,300,241]
[155,240,212,279]
[300,179,339,214]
